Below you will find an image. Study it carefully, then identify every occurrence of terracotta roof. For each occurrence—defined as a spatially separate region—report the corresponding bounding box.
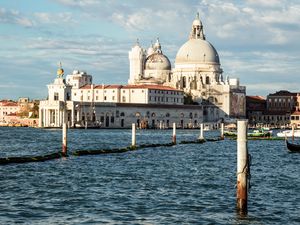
[122,84,182,91]
[0,102,18,107]
[80,84,182,92]
[291,111,300,115]
[246,96,265,101]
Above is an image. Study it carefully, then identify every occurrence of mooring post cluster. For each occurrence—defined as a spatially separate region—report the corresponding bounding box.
[237,119,249,215]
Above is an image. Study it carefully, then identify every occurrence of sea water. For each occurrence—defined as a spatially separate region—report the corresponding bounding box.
[0,127,299,224]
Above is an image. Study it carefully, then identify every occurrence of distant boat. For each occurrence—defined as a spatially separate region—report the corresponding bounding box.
[224,128,272,138]
[248,128,272,137]
[277,130,300,137]
[285,139,300,153]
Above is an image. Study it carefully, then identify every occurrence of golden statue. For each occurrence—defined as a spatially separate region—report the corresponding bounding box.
[57,62,64,77]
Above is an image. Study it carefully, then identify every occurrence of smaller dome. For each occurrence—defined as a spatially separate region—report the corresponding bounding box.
[144,53,171,70]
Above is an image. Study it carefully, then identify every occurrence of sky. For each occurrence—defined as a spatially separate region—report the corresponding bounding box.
[0,0,300,100]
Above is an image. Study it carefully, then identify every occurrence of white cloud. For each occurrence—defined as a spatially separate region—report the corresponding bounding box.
[34,12,75,24]
[53,0,99,7]
[246,0,282,8]
[0,8,33,27]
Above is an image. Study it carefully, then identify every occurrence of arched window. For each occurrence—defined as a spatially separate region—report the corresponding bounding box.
[120,112,125,117]
[166,113,170,117]
[151,112,156,117]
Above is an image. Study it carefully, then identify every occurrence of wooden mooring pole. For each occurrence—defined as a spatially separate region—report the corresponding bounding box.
[172,122,176,144]
[292,123,295,142]
[62,106,67,156]
[220,123,224,140]
[199,123,204,140]
[132,123,136,147]
[237,120,249,215]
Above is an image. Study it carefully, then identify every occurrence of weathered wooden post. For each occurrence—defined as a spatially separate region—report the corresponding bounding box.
[62,122,67,156]
[172,122,176,144]
[132,123,136,147]
[220,123,224,140]
[292,123,295,142]
[159,120,163,130]
[199,123,204,140]
[237,120,249,215]
[62,103,67,156]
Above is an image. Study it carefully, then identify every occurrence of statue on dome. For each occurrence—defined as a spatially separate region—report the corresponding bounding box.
[57,62,64,78]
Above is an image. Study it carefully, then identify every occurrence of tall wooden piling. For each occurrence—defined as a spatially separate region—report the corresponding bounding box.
[237,120,249,215]
[62,106,67,156]
[199,123,204,140]
[220,123,224,140]
[292,123,295,142]
[159,121,163,130]
[172,122,176,144]
[132,123,136,147]
[62,122,67,156]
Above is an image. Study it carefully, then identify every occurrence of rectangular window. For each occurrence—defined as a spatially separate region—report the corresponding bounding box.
[104,96,107,100]
[54,92,59,100]
[112,96,115,100]
[96,96,98,100]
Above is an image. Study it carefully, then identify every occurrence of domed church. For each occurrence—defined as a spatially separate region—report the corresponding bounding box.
[39,14,245,129]
[129,13,246,119]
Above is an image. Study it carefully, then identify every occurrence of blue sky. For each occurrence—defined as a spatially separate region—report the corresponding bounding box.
[1,0,300,100]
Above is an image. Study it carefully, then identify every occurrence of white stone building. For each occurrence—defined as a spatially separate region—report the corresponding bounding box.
[39,68,202,128]
[39,14,245,129]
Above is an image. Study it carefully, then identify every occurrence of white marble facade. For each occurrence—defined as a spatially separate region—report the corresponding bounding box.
[39,14,245,128]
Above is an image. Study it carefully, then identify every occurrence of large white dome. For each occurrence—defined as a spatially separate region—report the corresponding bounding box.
[175,39,220,65]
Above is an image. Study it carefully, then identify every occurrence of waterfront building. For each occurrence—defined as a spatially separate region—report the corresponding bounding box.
[246,96,266,126]
[39,14,245,128]
[0,98,38,126]
[0,100,19,123]
[246,91,299,128]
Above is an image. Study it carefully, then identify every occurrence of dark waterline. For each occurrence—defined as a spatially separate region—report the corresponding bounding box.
[0,127,299,224]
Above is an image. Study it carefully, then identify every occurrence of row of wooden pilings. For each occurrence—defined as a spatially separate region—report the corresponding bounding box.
[63,120,249,216]
[43,119,251,216]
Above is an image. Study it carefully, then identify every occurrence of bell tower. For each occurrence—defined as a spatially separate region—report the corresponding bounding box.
[128,39,146,84]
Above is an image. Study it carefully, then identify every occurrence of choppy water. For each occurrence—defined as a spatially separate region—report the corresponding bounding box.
[0,127,299,224]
